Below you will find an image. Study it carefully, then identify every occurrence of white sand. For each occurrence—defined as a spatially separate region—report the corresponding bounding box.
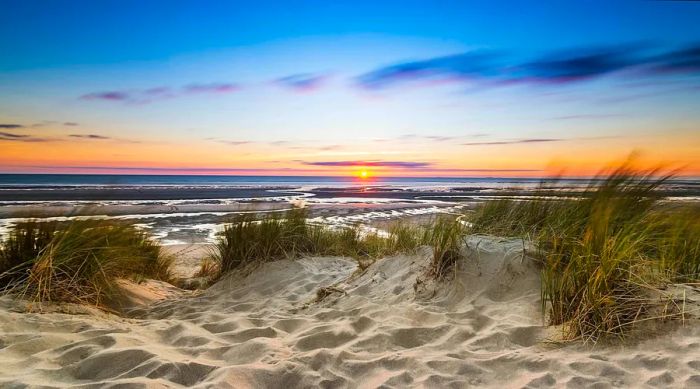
[1,236,699,388]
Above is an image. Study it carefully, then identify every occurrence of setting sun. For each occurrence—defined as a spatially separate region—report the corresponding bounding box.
[360,170,368,178]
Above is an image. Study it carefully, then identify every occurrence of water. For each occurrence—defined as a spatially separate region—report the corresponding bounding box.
[1,174,698,245]
[0,174,556,188]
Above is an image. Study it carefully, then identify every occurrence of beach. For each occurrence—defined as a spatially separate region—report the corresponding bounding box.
[2,236,699,388]
[4,1,700,386]
[1,176,700,388]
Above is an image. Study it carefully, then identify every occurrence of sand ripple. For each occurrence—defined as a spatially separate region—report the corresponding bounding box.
[1,237,699,388]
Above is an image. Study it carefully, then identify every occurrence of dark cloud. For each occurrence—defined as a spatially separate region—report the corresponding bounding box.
[0,124,24,129]
[0,132,50,142]
[275,73,327,92]
[356,43,700,90]
[302,160,432,168]
[357,52,500,89]
[0,132,28,139]
[651,43,700,72]
[63,122,79,126]
[69,134,111,140]
[515,46,639,83]
[462,138,562,146]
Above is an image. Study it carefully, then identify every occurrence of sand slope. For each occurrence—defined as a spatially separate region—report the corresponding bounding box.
[1,236,700,388]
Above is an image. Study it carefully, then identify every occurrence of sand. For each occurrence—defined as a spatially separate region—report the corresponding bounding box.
[1,236,699,388]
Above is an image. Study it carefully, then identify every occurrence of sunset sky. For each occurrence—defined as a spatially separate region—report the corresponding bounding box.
[1,1,699,177]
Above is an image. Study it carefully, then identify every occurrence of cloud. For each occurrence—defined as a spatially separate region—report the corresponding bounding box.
[462,138,562,146]
[651,43,700,73]
[183,83,240,94]
[275,73,327,92]
[216,140,251,146]
[0,124,24,129]
[355,43,700,90]
[302,160,432,168]
[69,134,111,140]
[514,45,640,83]
[357,52,500,89]
[63,122,79,126]
[80,83,240,104]
[0,131,50,142]
[550,114,623,121]
[406,134,461,142]
[81,91,131,101]
[318,144,342,151]
[0,132,28,139]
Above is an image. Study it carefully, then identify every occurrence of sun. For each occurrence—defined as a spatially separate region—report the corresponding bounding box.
[359,170,369,178]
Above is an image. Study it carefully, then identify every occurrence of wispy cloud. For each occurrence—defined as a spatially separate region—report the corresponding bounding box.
[69,134,111,140]
[275,73,328,92]
[215,140,252,146]
[80,82,240,104]
[462,138,562,146]
[0,124,24,129]
[356,42,700,90]
[650,43,700,73]
[513,45,640,83]
[183,83,240,94]
[357,52,499,90]
[550,114,623,121]
[81,91,132,101]
[399,134,462,142]
[0,131,50,142]
[63,122,79,126]
[302,160,432,168]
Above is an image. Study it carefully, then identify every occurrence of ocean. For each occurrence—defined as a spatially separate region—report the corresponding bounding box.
[1,174,698,245]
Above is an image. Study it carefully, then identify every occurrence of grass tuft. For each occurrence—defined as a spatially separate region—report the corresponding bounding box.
[424,218,464,279]
[1,220,172,307]
[467,164,699,342]
[213,208,436,275]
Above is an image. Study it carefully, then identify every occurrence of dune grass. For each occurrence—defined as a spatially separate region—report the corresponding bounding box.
[0,221,58,286]
[0,220,172,307]
[467,165,700,342]
[212,208,444,275]
[424,218,464,279]
[213,207,470,282]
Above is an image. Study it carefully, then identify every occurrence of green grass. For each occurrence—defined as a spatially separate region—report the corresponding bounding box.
[0,221,58,286]
[423,218,464,279]
[0,220,172,307]
[467,164,700,342]
[213,208,441,275]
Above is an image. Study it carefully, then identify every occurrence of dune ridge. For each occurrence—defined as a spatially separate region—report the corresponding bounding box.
[1,236,699,388]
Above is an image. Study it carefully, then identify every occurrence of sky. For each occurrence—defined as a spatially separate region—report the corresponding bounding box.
[0,0,699,177]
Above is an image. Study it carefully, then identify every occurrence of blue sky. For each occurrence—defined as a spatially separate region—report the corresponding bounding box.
[1,1,699,176]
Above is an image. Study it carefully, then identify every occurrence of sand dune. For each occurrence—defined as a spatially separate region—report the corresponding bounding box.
[1,236,699,388]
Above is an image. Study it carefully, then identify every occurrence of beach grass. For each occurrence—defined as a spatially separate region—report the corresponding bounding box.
[424,218,464,279]
[213,208,438,275]
[467,164,699,342]
[0,220,172,307]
